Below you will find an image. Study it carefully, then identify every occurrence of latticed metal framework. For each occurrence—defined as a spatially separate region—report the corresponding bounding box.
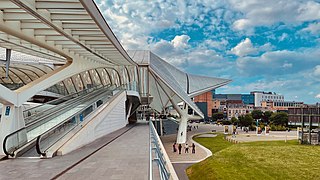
[0,0,136,65]
[128,50,232,118]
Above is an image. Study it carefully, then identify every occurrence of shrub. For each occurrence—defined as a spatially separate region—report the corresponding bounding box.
[249,124,256,131]
[222,120,232,125]
[270,124,286,131]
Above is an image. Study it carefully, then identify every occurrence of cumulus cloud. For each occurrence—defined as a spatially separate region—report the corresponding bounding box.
[171,35,190,48]
[96,0,320,103]
[202,39,229,50]
[229,0,320,31]
[312,65,320,78]
[150,35,232,71]
[230,38,274,57]
[95,0,230,50]
[316,94,320,99]
[301,22,320,35]
[236,48,320,76]
[230,38,257,57]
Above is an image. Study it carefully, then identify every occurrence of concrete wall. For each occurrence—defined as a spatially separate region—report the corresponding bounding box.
[56,91,127,155]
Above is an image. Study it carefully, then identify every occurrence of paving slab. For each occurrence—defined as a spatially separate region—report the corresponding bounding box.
[59,123,149,180]
[0,123,149,180]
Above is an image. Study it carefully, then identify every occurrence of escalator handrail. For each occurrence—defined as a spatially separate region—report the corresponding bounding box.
[36,135,46,156]
[3,127,26,157]
[25,85,113,127]
[4,85,114,157]
[35,88,123,156]
[24,84,107,119]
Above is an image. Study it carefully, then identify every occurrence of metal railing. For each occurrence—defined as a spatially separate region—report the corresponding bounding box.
[23,84,107,119]
[149,121,170,180]
[36,89,122,157]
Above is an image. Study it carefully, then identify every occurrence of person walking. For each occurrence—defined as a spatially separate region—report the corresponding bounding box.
[178,144,182,154]
[173,143,177,152]
[192,143,196,154]
[185,143,189,153]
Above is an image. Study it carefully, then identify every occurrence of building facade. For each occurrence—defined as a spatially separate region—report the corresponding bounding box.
[251,91,284,107]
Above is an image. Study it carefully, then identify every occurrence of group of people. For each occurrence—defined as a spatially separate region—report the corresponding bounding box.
[173,142,196,154]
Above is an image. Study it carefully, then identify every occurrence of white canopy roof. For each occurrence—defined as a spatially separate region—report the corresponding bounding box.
[0,0,136,66]
[128,50,231,118]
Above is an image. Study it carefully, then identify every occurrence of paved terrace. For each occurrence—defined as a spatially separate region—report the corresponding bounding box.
[228,130,298,142]
[161,123,298,180]
[0,123,149,180]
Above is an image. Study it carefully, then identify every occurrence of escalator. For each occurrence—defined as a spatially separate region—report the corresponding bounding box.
[3,85,121,158]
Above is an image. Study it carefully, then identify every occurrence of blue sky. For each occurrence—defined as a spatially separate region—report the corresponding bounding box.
[95,0,320,104]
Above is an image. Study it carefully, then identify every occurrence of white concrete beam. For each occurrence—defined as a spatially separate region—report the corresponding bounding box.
[0,84,17,104]
[14,58,104,106]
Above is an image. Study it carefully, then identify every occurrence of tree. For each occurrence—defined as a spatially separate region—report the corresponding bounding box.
[212,112,224,121]
[231,117,239,125]
[262,111,273,124]
[270,112,288,126]
[251,110,263,120]
[239,114,254,127]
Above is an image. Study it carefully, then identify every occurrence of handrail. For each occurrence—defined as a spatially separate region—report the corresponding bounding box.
[3,82,137,158]
[3,127,26,157]
[149,121,170,180]
[36,135,45,156]
[149,121,153,180]
[25,85,113,128]
[26,86,107,127]
[35,88,123,156]
[24,84,106,119]
[3,85,112,157]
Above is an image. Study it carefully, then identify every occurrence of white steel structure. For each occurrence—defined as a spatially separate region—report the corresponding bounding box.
[128,50,231,143]
[0,0,231,156]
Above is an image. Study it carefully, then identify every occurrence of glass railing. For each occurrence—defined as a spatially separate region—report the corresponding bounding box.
[3,128,28,157]
[3,82,136,157]
[35,88,124,157]
[149,120,178,180]
[23,84,106,119]
[119,81,139,92]
[25,85,115,136]
[3,85,114,157]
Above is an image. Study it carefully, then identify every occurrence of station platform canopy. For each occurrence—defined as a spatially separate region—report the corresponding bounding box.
[128,50,231,118]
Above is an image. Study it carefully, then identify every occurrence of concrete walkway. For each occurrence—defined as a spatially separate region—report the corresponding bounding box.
[0,123,149,180]
[161,123,220,179]
[161,123,221,163]
[59,123,149,180]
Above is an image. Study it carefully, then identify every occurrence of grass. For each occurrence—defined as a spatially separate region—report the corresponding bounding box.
[187,134,320,180]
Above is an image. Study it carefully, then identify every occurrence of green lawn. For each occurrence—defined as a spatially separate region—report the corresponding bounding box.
[187,134,320,180]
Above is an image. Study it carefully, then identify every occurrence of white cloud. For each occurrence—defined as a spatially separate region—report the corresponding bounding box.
[148,35,233,72]
[312,65,320,77]
[279,33,289,42]
[202,39,229,50]
[229,0,320,31]
[95,0,229,50]
[297,1,320,21]
[230,38,257,57]
[171,35,190,48]
[302,22,320,35]
[236,48,320,76]
[230,38,274,57]
[316,94,320,99]
[282,63,293,68]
